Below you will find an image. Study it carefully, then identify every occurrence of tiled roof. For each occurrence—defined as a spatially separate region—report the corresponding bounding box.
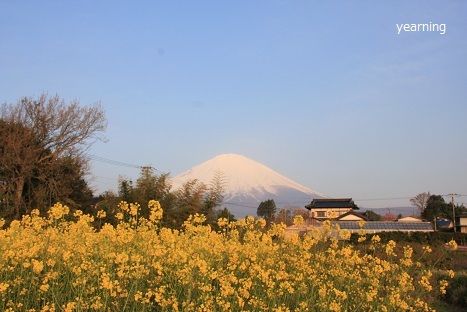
[335,210,368,221]
[436,220,452,227]
[332,221,433,232]
[305,198,354,209]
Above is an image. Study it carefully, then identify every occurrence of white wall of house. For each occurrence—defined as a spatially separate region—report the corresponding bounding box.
[458,217,467,226]
[398,216,422,222]
[338,214,365,221]
[309,208,352,219]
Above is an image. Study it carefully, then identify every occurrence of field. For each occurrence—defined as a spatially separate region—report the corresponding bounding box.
[0,201,463,311]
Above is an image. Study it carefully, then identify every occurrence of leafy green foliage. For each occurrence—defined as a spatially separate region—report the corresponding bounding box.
[216,207,236,222]
[257,199,276,221]
[422,195,450,221]
[111,168,226,229]
[421,195,466,223]
[443,272,467,308]
[364,210,382,221]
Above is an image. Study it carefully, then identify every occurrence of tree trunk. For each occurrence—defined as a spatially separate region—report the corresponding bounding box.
[13,177,25,220]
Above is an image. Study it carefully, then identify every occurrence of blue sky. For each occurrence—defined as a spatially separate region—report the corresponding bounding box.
[1,1,466,213]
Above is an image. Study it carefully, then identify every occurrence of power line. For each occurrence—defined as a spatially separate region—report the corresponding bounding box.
[94,175,119,181]
[88,154,154,170]
[354,197,413,202]
[222,201,258,209]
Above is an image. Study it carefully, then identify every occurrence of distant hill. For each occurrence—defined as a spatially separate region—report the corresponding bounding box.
[170,154,326,218]
[359,207,420,218]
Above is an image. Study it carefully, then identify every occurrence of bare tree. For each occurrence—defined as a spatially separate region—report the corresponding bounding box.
[0,94,107,219]
[410,192,431,217]
[291,207,310,219]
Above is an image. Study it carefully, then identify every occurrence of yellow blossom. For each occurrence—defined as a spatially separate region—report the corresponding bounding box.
[422,245,432,253]
[32,259,44,274]
[339,229,351,240]
[447,270,455,278]
[96,210,106,219]
[148,200,163,222]
[0,283,9,293]
[385,240,397,256]
[293,215,304,226]
[217,217,228,227]
[371,235,381,243]
[439,280,449,294]
[48,203,69,220]
[129,203,140,216]
[445,240,458,251]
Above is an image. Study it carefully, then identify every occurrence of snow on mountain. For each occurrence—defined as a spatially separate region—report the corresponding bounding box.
[170,154,327,218]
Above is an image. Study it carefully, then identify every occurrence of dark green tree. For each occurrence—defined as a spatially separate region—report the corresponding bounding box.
[134,167,172,218]
[422,195,450,222]
[135,167,171,203]
[90,191,120,227]
[116,167,177,227]
[364,210,382,221]
[216,207,236,222]
[210,207,237,232]
[118,177,135,204]
[257,199,276,221]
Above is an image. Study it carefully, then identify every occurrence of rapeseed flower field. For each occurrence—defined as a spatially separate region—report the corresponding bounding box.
[0,201,455,311]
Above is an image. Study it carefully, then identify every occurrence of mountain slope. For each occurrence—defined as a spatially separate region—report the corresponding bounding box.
[170,154,326,217]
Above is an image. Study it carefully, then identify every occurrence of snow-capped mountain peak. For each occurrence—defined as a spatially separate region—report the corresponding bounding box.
[171,154,326,217]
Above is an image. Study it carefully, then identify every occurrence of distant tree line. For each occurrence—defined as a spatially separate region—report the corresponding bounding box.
[410,192,466,224]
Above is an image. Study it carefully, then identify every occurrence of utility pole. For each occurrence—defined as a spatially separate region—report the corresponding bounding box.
[446,194,460,232]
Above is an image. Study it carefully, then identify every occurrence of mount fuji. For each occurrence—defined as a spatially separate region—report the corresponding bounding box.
[170,154,327,218]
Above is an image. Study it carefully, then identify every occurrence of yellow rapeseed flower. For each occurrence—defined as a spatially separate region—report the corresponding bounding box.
[439,280,449,294]
[385,240,397,256]
[419,271,433,292]
[445,240,458,251]
[0,283,9,293]
[39,284,50,292]
[32,259,44,274]
[149,200,163,222]
[116,212,124,220]
[447,269,455,278]
[371,235,381,243]
[48,203,70,220]
[293,215,304,226]
[338,229,351,240]
[422,245,432,253]
[130,203,140,216]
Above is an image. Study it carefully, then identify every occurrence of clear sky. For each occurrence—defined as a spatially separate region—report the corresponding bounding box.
[1,1,466,213]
